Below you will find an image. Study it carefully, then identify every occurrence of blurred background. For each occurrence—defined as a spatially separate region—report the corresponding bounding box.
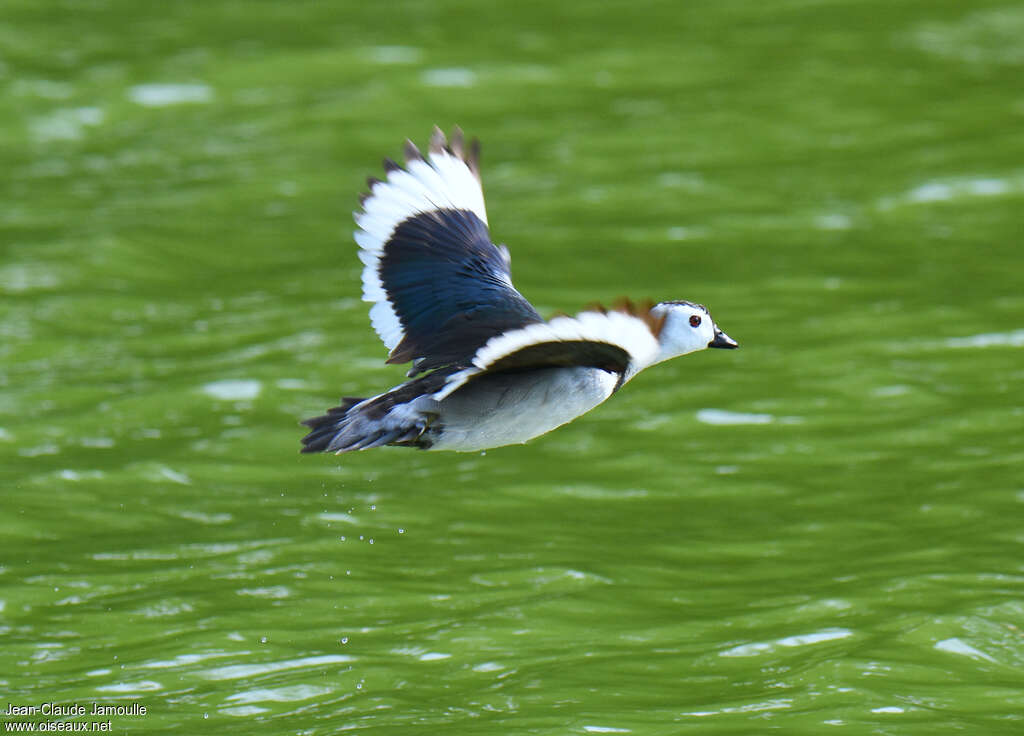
[2,0,1022,733]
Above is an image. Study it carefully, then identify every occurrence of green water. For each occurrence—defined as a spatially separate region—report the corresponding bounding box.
[3,0,1024,733]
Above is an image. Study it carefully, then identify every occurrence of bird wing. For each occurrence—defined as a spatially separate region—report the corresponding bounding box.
[355,126,542,375]
[432,307,663,401]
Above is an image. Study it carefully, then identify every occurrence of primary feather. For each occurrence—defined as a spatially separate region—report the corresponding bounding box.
[354,127,541,375]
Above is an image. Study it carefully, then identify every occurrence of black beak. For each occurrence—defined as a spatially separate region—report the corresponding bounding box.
[708,330,738,349]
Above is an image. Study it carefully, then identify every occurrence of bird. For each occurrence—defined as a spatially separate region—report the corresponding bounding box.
[301,126,737,454]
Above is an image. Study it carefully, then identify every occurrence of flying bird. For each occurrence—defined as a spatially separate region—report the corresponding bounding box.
[301,127,737,454]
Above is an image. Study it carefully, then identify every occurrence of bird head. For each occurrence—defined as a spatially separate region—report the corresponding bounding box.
[649,300,737,363]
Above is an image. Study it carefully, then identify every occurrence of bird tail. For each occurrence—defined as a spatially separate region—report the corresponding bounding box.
[300,396,430,454]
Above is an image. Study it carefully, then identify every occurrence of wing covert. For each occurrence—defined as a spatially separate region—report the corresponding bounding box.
[432,308,663,401]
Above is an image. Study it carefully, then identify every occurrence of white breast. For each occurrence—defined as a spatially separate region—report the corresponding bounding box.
[426,367,619,452]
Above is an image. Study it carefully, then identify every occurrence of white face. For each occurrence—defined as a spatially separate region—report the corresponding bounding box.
[650,301,737,361]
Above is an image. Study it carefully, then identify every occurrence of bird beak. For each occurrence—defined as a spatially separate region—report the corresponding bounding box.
[708,330,738,349]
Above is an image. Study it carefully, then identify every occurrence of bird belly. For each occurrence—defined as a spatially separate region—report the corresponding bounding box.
[428,367,619,451]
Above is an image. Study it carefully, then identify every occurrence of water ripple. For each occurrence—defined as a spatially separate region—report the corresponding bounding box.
[201,655,355,681]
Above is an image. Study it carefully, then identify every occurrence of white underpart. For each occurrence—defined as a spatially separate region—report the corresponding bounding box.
[428,367,620,452]
[354,147,489,351]
[433,310,661,401]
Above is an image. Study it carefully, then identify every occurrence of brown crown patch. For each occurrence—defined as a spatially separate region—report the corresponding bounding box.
[581,298,666,337]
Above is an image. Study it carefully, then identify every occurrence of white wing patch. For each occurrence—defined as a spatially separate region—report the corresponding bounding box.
[355,127,488,352]
[432,310,661,401]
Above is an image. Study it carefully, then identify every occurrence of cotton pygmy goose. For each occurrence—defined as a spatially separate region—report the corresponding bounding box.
[301,127,738,454]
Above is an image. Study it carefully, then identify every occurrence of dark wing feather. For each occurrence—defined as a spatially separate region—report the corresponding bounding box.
[379,208,542,373]
[355,127,542,374]
[481,340,631,375]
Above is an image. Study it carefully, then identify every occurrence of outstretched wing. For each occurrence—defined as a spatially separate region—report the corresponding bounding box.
[355,126,542,375]
[432,307,664,401]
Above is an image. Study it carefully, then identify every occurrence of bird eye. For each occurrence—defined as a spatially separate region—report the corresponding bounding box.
[689,315,702,327]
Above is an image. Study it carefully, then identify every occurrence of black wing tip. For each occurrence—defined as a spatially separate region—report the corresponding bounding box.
[359,176,384,207]
[429,125,446,155]
[359,127,482,211]
[384,126,480,169]
[428,125,481,179]
[403,139,423,162]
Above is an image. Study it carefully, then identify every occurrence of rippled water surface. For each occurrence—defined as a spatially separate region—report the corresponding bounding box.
[3,1,1024,733]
